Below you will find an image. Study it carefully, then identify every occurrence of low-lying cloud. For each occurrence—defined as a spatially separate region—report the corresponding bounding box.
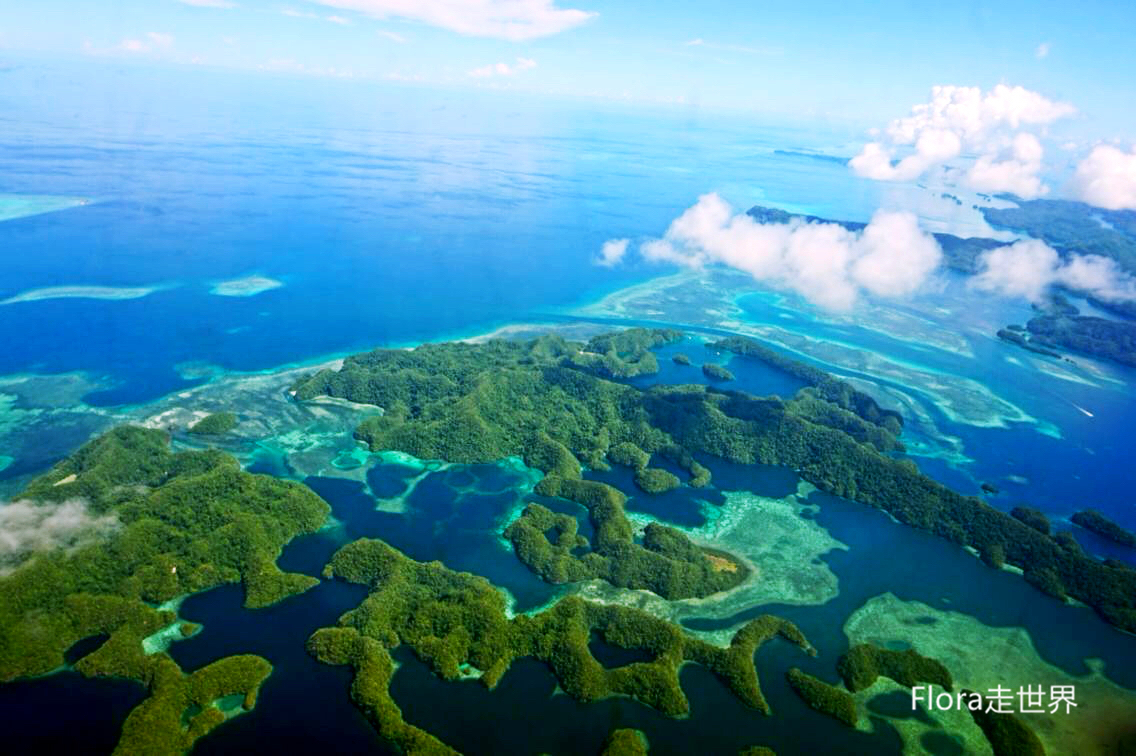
[971,239,1136,303]
[622,193,942,311]
[312,0,595,41]
[0,499,120,575]
[1071,144,1136,211]
[468,57,537,78]
[850,84,1075,198]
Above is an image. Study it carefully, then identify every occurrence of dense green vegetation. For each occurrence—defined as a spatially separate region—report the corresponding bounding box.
[1011,506,1051,536]
[1072,509,1136,548]
[836,644,953,693]
[980,198,1136,273]
[634,467,681,494]
[737,748,776,756]
[1025,315,1136,367]
[292,331,1136,633]
[566,329,684,379]
[672,353,692,366]
[701,363,735,381]
[187,412,238,435]
[601,728,649,756]
[785,668,858,726]
[0,426,328,753]
[966,690,1046,756]
[310,538,814,753]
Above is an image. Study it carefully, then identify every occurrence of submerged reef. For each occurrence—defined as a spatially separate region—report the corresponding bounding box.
[309,537,814,754]
[0,426,329,753]
[292,329,1136,632]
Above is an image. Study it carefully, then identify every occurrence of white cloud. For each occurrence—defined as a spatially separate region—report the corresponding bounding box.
[178,0,236,7]
[1035,42,1050,59]
[626,193,941,311]
[596,238,629,267]
[850,84,1075,198]
[378,29,407,42]
[327,14,351,24]
[1071,145,1136,210]
[468,56,537,78]
[970,239,1136,302]
[311,0,594,41]
[283,8,320,18]
[0,499,120,575]
[685,38,704,46]
[967,132,1046,198]
[114,31,175,55]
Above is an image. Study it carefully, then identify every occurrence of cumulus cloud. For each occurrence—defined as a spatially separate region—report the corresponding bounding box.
[970,239,1136,303]
[468,57,537,78]
[1071,145,1136,210]
[850,84,1075,198]
[311,0,595,41]
[596,238,629,267]
[618,193,941,311]
[0,499,120,575]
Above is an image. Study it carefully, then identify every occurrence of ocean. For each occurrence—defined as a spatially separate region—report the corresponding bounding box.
[1,56,1135,755]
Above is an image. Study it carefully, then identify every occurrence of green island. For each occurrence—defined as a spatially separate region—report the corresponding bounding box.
[188,412,239,435]
[1022,314,1136,367]
[784,667,858,726]
[308,538,815,754]
[0,426,330,754]
[672,352,691,366]
[1010,506,1051,536]
[701,363,735,381]
[965,690,1046,756]
[290,329,1136,633]
[600,728,649,756]
[836,643,953,693]
[1072,509,1136,548]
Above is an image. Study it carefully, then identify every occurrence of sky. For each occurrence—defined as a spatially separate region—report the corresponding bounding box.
[1,0,1134,135]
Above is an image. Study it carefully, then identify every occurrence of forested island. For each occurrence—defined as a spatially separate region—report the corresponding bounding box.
[0,427,330,754]
[308,537,814,754]
[292,329,1136,633]
[1072,509,1136,548]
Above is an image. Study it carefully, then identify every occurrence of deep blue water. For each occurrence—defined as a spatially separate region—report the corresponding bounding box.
[0,58,887,407]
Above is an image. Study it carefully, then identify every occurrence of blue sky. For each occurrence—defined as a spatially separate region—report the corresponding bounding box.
[1,0,1134,136]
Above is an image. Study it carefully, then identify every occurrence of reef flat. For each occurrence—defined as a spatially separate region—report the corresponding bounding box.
[0,194,89,223]
[845,593,1136,755]
[1,285,159,306]
[210,276,283,298]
